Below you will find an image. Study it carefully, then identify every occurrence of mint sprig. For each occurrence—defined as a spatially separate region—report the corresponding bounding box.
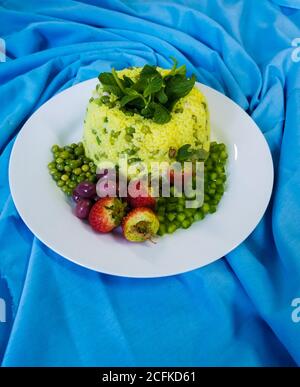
[97,58,196,124]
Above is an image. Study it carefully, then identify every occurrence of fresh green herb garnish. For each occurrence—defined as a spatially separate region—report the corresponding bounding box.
[97,58,196,124]
[176,144,208,162]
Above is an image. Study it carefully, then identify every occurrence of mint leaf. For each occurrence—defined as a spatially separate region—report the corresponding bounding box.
[140,65,158,78]
[165,74,196,103]
[150,102,171,124]
[123,75,134,87]
[176,144,192,162]
[143,74,163,98]
[156,88,168,104]
[98,72,123,97]
[97,59,196,125]
[169,57,186,76]
[120,94,140,107]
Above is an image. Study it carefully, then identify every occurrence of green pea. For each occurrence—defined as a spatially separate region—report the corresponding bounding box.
[64,165,71,173]
[167,224,177,234]
[174,220,181,228]
[61,174,69,182]
[82,164,89,172]
[70,160,79,169]
[53,173,62,181]
[48,162,56,170]
[57,180,65,187]
[209,172,217,181]
[216,186,224,194]
[182,219,191,229]
[126,126,135,135]
[202,203,210,214]
[61,151,70,159]
[194,211,204,221]
[74,147,84,156]
[157,207,166,215]
[214,194,222,203]
[74,168,82,176]
[209,205,217,214]
[167,213,176,222]
[64,146,73,153]
[56,164,65,171]
[220,150,228,160]
[177,213,186,222]
[178,197,185,206]
[166,203,177,212]
[158,215,165,222]
[56,157,64,165]
[157,224,166,236]
[177,204,184,212]
[51,145,60,153]
[62,186,68,193]
[211,153,219,162]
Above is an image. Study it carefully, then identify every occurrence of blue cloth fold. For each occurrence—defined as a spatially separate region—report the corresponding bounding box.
[0,0,300,366]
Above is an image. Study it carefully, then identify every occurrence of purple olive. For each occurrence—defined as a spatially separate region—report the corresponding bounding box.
[72,189,81,203]
[76,181,96,198]
[75,199,92,219]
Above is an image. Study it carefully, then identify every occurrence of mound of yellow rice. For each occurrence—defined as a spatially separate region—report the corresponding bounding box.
[83,67,210,172]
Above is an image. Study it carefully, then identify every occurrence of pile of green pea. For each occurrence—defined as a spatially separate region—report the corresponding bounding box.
[48,142,97,196]
[156,142,228,236]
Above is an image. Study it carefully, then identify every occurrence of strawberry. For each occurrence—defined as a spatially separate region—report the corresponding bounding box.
[88,197,126,233]
[127,180,156,209]
[122,207,159,242]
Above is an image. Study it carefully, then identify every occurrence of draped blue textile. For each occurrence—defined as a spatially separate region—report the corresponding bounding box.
[0,0,300,366]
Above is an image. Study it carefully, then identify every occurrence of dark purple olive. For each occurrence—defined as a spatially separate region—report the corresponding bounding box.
[72,189,81,203]
[75,199,92,219]
[76,181,96,198]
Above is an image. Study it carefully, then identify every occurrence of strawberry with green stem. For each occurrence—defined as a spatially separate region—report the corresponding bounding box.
[89,197,126,233]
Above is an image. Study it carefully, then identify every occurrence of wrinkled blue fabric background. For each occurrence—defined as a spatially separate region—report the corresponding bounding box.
[0,0,300,366]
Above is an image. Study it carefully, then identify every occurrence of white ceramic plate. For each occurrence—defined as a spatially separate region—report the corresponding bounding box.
[9,79,273,277]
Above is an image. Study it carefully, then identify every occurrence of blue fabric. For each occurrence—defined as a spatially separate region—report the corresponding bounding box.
[0,0,300,367]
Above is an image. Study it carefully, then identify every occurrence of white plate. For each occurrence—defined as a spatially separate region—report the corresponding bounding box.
[9,79,273,277]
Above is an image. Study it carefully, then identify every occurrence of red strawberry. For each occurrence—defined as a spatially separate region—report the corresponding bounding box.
[88,197,126,233]
[127,180,156,209]
[122,207,159,242]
